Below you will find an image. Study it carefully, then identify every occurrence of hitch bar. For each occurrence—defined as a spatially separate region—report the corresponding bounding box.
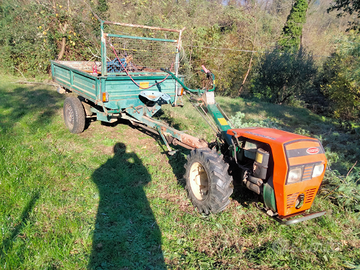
[256,203,326,225]
[275,211,326,225]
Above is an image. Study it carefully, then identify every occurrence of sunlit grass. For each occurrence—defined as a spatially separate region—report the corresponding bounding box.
[0,75,359,269]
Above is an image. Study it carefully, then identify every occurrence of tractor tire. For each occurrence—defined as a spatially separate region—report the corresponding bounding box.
[63,96,86,134]
[185,148,233,214]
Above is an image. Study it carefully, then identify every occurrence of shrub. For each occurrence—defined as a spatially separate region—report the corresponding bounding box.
[321,33,360,120]
[250,48,317,105]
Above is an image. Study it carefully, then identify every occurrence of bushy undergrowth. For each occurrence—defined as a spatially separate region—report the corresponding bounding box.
[321,33,360,120]
[322,170,360,212]
[0,0,98,76]
[229,111,279,129]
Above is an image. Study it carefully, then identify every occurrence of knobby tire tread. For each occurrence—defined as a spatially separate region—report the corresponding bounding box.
[185,148,233,214]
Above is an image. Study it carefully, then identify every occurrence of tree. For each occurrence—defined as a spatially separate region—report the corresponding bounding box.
[278,0,309,51]
[328,0,360,30]
[250,0,315,105]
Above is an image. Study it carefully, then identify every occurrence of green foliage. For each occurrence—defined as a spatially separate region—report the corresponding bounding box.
[177,4,256,96]
[321,33,360,119]
[0,0,357,121]
[186,23,251,95]
[278,0,308,51]
[97,0,109,13]
[229,111,279,129]
[322,169,360,212]
[251,48,317,104]
[0,2,55,75]
[0,0,97,77]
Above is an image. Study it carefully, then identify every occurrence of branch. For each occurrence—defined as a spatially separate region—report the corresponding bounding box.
[12,66,26,80]
[13,81,58,87]
[346,161,358,178]
[239,21,258,96]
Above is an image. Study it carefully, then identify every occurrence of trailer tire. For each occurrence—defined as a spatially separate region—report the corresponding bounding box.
[185,148,233,214]
[63,96,86,134]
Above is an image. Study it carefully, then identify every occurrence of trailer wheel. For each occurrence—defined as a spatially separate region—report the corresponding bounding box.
[63,96,86,134]
[185,148,233,214]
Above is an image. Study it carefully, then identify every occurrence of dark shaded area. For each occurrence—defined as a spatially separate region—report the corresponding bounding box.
[231,180,260,208]
[167,147,190,188]
[132,123,191,189]
[227,157,261,207]
[0,85,63,133]
[89,143,165,270]
[0,190,40,260]
[97,114,190,190]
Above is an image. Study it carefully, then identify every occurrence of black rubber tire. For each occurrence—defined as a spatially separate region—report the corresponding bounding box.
[63,96,86,134]
[184,148,233,214]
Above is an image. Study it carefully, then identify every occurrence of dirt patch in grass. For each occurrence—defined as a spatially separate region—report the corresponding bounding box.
[151,192,193,214]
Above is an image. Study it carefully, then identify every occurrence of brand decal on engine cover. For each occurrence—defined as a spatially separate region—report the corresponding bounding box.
[244,131,276,140]
[306,147,319,154]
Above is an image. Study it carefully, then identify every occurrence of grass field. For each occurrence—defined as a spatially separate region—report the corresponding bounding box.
[0,74,359,269]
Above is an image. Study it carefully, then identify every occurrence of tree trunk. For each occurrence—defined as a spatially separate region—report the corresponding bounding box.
[57,37,66,60]
[238,51,254,96]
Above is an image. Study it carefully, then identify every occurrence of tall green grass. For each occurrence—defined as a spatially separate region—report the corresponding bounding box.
[0,76,359,269]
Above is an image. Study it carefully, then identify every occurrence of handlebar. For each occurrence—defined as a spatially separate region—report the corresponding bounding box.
[161,66,216,94]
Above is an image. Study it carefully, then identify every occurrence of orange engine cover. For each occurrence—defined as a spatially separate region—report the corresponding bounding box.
[227,127,327,217]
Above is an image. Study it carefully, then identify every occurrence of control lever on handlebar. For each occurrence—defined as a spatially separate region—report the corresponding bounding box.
[201,65,210,74]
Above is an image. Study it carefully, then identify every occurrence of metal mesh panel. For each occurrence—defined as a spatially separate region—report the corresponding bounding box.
[107,36,177,73]
[104,24,180,74]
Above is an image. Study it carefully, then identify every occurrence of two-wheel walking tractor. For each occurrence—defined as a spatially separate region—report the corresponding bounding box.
[51,17,327,225]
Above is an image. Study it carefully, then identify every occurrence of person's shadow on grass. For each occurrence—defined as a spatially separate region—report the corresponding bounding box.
[88,143,165,269]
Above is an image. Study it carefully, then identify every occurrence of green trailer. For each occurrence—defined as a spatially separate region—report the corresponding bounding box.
[52,17,328,224]
[51,18,208,150]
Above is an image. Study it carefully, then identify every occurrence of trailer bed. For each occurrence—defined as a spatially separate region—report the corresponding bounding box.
[51,60,182,112]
